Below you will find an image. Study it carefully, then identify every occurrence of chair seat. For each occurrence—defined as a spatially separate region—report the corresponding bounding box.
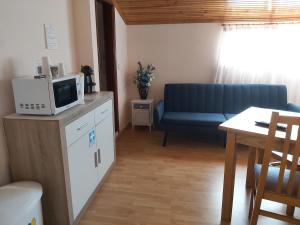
[255,164,300,196]
[162,112,226,126]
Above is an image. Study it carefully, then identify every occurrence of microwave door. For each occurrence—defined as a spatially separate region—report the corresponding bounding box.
[52,78,78,114]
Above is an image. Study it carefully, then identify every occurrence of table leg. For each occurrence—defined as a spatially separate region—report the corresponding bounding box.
[221,132,237,222]
[246,147,256,188]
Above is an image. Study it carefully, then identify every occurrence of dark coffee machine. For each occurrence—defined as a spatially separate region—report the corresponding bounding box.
[81,65,96,93]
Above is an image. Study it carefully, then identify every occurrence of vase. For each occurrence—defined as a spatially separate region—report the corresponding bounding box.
[138,87,149,99]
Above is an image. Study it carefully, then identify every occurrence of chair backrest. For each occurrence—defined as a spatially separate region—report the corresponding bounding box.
[259,112,300,198]
[164,84,224,113]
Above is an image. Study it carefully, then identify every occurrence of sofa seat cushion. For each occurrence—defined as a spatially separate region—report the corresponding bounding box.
[224,114,237,120]
[162,112,226,126]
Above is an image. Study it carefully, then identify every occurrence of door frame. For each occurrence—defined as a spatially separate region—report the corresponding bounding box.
[95,0,120,132]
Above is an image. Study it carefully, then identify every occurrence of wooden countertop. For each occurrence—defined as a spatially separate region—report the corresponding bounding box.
[4,92,113,126]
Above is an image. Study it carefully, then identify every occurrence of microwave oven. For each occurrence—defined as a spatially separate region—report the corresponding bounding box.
[12,75,84,115]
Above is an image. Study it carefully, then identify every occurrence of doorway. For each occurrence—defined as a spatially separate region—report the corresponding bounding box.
[95,0,119,132]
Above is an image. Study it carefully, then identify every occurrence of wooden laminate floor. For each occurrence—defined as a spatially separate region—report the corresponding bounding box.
[78,128,299,225]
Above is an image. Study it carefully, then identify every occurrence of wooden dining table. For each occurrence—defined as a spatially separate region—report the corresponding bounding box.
[219,107,300,222]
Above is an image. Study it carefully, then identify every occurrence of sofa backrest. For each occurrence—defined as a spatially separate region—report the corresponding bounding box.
[164,84,224,113]
[223,84,287,114]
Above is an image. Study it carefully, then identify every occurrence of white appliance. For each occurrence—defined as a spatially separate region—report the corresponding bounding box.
[12,75,84,115]
[0,181,44,225]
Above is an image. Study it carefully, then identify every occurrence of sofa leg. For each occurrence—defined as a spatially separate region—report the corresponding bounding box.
[163,131,168,147]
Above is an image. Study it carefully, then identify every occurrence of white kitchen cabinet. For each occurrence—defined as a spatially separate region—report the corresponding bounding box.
[67,128,98,218]
[95,111,115,182]
[3,92,115,225]
[65,98,115,221]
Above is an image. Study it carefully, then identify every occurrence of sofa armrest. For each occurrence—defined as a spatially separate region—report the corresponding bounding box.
[287,103,300,113]
[153,100,164,129]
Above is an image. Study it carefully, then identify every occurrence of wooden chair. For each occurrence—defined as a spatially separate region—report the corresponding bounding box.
[249,112,300,225]
[270,151,300,170]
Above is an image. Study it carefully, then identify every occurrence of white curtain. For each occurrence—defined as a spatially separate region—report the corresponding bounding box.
[215,23,300,104]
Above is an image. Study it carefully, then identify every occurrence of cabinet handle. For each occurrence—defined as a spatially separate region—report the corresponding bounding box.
[77,123,88,131]
[101,109,109,114]
[94,152,98,168]
[97,148,101,165]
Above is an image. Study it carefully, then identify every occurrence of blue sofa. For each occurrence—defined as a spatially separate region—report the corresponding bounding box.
[154,84,300,146]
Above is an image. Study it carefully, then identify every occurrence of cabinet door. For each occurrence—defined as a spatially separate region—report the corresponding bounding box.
[95,113,115,182]
[67,129,98,219]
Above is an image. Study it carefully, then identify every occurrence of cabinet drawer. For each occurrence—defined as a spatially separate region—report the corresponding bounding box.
[95,99,112,125]
[133,104,149,109]
[65,111,95,147]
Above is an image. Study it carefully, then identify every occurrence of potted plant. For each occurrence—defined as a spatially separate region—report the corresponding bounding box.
[134,62,156,99]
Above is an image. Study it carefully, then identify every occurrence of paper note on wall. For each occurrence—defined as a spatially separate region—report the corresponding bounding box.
[44,24,58,50]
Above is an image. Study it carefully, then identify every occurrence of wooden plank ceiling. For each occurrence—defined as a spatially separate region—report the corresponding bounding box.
[113,0,300,25]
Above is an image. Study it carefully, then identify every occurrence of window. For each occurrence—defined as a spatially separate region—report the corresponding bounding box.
[215,23,300,104]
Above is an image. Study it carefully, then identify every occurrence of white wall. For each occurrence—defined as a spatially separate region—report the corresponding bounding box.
[0,0,77,185]
[115,10,130,131]
[127,23,221,101]
[73,0,100,92]
[0,3,222,184]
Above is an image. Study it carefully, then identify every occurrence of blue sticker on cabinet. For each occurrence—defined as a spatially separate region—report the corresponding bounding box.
[89,130,95,147]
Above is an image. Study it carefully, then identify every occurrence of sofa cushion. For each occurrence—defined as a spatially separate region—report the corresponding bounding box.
[224,114,237,120]
[164,84,224,113]
[162,112,226,126]
[223,84,288,114]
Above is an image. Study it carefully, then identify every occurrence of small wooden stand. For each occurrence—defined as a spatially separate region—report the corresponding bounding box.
[131,99,154,132]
